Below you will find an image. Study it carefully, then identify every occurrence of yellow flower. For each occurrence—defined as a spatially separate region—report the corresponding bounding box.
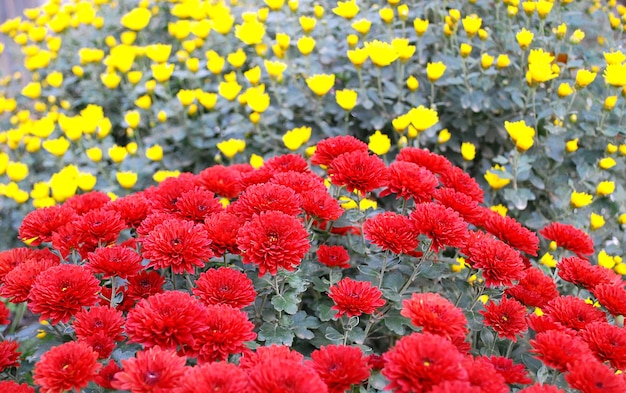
[333,0,359,20]
[599,157,616,169]
[461,142,476,161]
[570,191,593,208]
[77,172,97,192]
[145,44,171,64]
[125,111,140,128]
[462,15,482,37]
[128,142,139,155]
[135,95,152,110]
[217,139,246,159]
[282,126,311,151]
[481,53,494,69]
[590,212,605,230]
[218,81,242,101]
[244,66,262,85]
[306,74,335,96]
[596,181,615,196]
[153,170,180,183]
[368,130,391,155]
[516,28,534,50]
[116,171,138,189]
[575,69,596,88]
[265,0,285,11]
[7,162,28,182]
[21,82,41,99]
[264,60,288,79]
[426,62,446,82]
[121,8,152,31]
[128,71,142,85]
[250,154,264,169]
[227,49,247,68]
[607,143,618,154]
[566,138,579,153]
[490,204,508,217]
[406,106,439,131]
[297,36,316,55]
[496,54,511,68]
[46,71,63,88]
[42,137,70,157]
[504,120,535,151]
[536,0,553,18]
[540,252,557,268]
[86,147,102,162]
[246,89,270,113]
[604,50,626,65]
[406,76,419,91]
[197,91,218,109]
[528,61,558,84]
[151,63,175,83]
[347,48,368,67]
[335,89,358,111]
[413,18,429,36]
[557,83,573,98]
[603,63,626,87]
[146,144,163,161]
[206,50,225,74]
[299,15,316,33]
[235,17,266,45]
[365,40,398,67]
[177,89,196,106]
[554,23,567,39]
[569,29,585,44]
[598,250,616,269]
[604,96,618,111]
[352,18,372,35]
[620,213,626,225]
[460,43,472,59]
[438,128,451,144]
[379,7,394,24]
[484,165,511,189]
[108,145,128,163]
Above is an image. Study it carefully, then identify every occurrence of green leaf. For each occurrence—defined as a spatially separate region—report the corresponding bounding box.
[384,315,408,335]
[271,291,300,315]
[258,322,294,346]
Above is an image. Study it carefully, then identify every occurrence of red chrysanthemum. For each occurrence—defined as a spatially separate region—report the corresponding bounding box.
[107,192,150,228]
[126,270,165,304]
[28,264,100,324]
[328,278,385,318]
[195,304,256,363]
[380,161,439,202]
[565,358,626,393]
[86,245,143,279]
[112,346,187,393]
[401,292,468,340]
[239,167,277,189]
[382,332,466,393]
[430,380,481,393]
[0,302,9,325]
[462,356,509,393]
[0,340,20,372]
[248,358,329,393]
[228,183,302,219]
[505,267,559,308]
[482,212,539,256]
[74,208,126,252]
[543,296,606,331]
[300,190,345,221]
[81,331,117,359]
[410,202,469,252]
[0,248,35,283]
[174,362,250,393]
[316,244,351,269]
[519,384,564,393]
[328,151,389,195]
[0,381,34,393]
[0,256,59,303]
[204,212,245,257]
[396,147,454,177]
[311,135,369,166]
[125,291,208,355]
[482,356,533,385]
[264,153,311,173]
[19,204,78,246]
[464,234,525,287]
[94,360,121,390]
[540,222,594,258]
[557,257,622,290]
[480,297,528,341]
[239,345,304,370]
[73,305,125,342]
[198,165,243,199]
[136,212,177,238]
[174,187,223,223]
[434,187,484,225]
[270,170,327,194]
[146,173,199,213]
[307,345,370,393]
[363,212,419,254]
[237,211,310,277]
[526,314,569,335]
[592,283,626,316]
[33,341,101,393]
[193,267,257,309]
[530,330,593,372]
[64,191,111,215]
[142,218,213,274]
[439,166,484,203]
[581,322,626,370]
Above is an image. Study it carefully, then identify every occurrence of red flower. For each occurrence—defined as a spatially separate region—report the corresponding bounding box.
[237,211,310,277]
[363,212,419,254]
[540,222,594,258]
[430,380,481,393]
[0,256,59,303]
[195,304,256,363]
[311,135,368,166]
[396,147,454,178]
[136,212,177,238]
[380,161,439,203]
[19,204,78,246]
[382,332,466,393]
[480,297,528,341]
[0,340,20,372]
[530,330,593,372]
[204,212,244,257]
[462,356,509,393]
[193,267,257,309]
[328,151,389,195]
[248,358,329,393]
[526,314,569,334]
[464,234,525,287]
[300,190,345,221]
[270,170,327,194]
[519,384,565,393]
[87,245,143,279]
[74,208,126,252]
[316,245,351,269]
[264,153,311,173]
[146,173,199,213]
[482,212,539,256]
[593,283,626,316]
[28,264,100,324]
[126,270,165,303]
[307,345,370,393]
[0,381,34,393]
[239,345,304,369]
[505,267,559,308]
[543,296,606,331]
[410,202,469,252]
[401,292,468,340]
[174,362,250,393]
[198,165,243,199]
[0,302,9,325]
[142,218,213,274]
[65,191,111,215]
[113,346,187,393]
[482,356,532,385]
[50,222,82,258]
[73,306,125,342]
[328,278,385,318]
[126,291,208,355]
[174,187,223,223]
[0,248,36,283]
[229,183,302,219]
[33,341,101,393]
[94,360,121,390]
[107,192,150,228]
[581,322,626,370]
[434,187,484,225]
[439,166,484,203]
[239,168,277,188]
[81,331,117,359]
[558,257,622,290]
[565,358,626,393]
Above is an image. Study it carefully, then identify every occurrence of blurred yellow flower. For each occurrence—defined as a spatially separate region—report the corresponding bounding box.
[598,250,616,269]
[536,0,553,18]
[505,120,535,151]
[299,15,316,33]
[516,28,534,50]
[566,138,579,153]
[484,165,511,189]
[365,40,398,67]
[7,162,28,182]
[134,95,152,110]
[101,72,121,89]
[406,76,419,91]
[127,71,142,85]
[146,44,171,63]
[265,0,285,11]
[121,8,152,31]
[347,48,368,67]
[116,171,138,189]
[461,142,476,161]
[21,82,41,99]
[335,89,358,111]
[575,69,596,88]
[151,63,175,83]
[460,43,472,58]
[599,157,616,169]
[235,17,265,45]
[352,19,372,35]
[250,154,264,169]
[125,111,140,128]
[227,49,247,68]
[77,172,97,192]
[297,36,316,55]
[540,252,557,268]
[413,18,429,36]
[86,147,102,162]
[569,29,585,44]
[244,66,262,85]
[438,128,451,144]
[197,91,218,109]
[379,7,394,24]
[264,60,288,79]
[218,139,246,159]
[219,81,242,101]
[46,71,63,88]
[481,53,494,69]
[496,54,511,68]
[604,50,626,65]
[407,105,439,131]
[557,83,573,98]
[42,137,70,157]
[368,130,391,155]
[590,212,605,230]
[108,145,128,163]
[333,0,359,20]
[571,191,593,208]
[596,181,615,196]
[177,89,196,106]
[283,126,311,151]
[246,89,271,113]
[146,144,163,161]
[306,74,335,96]
[603,63,626,87]
[604,96,618,111]
[426,62,446,82]
[462,15,482,37]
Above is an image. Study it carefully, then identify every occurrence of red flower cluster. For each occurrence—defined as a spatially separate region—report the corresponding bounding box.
[328,277,385,318]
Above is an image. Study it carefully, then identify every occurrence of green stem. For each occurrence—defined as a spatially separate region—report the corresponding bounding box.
[8,302,26,335]
[430,81,436,109]
[378,251,389,289]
